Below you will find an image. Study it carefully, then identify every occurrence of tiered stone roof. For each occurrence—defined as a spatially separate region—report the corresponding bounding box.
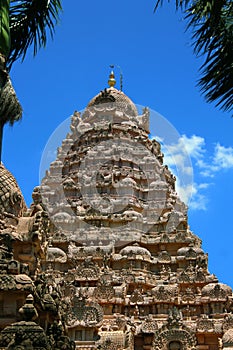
[0,77,232,350]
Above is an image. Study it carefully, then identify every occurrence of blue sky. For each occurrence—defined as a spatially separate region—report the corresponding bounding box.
[3,1,233,287]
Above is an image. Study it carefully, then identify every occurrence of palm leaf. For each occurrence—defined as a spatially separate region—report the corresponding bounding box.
[154,0,191,12]
[7,0,62,69]
[154,0,233,113]
[0,0,11,58]
[186,0,233,112]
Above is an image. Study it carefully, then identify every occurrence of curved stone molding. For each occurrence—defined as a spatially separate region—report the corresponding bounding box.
[153,326,196,350]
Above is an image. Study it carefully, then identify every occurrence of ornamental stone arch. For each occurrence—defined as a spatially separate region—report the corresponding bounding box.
[153,327,197,350]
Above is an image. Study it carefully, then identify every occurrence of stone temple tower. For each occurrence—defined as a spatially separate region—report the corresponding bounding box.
[0,71,233,350]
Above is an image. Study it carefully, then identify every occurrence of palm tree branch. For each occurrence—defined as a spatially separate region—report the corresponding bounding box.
[154,0,233,113]
[7,0,62,69]
[187,1,233,112]
[154,0,191,12]
[0,0,11,58]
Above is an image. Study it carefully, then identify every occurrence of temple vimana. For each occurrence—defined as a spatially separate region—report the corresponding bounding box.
[0,71,233,350]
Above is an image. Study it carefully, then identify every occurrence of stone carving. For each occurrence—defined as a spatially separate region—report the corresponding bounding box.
[152,285,177,301]
[158,250,171,263]
[0,164,26,217]
[197,315,214,332]
[75,257,100,280]
[185,248,197,259]
[130,288,143,304]
[0,295,49,349]
[222,328,233,349]
[166,211,184,233]
[202,283,232,300]
[153,308,196,350]
[0,78,231,350]
[223,314,233,332]
[93,88,116,105]
[87,87,138,117]
[159,264,172,280]
[66,294,103,327]
[33,272,62,314]
[141,316,158,333]
[98,338,122,350]
[47,321,75,350]
[6,329,33,350]
[179,287,196,302]
[178,271,191,283]
[46,246,67,263]
[0,274,33,291]
[95,280,115,300]
[195,269,206,282]
[119,244,151,258]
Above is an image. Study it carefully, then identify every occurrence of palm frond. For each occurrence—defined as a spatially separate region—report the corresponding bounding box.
[154,0,191,12]
[0,0,11,58]
[186,0,233,112]
[7,0,62,69]
[154,0,233,113]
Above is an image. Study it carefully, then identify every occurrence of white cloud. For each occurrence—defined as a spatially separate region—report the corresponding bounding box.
[151,134,233,211]
[163,134,205,172]
[161,134,233,177]
[213,143,233,170]
[176,134,205,160]
[189,192,208,211]
[175,182,193,206]
[198,183,211,189]
[164,153,190,174]
[187,182,211,211]
[175,178,210,210]
[194,143,233,177]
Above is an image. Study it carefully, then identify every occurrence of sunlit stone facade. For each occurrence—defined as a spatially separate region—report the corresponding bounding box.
[0,76,232,350]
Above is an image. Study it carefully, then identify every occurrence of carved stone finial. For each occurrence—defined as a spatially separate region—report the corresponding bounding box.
[18,294,38,321]
[108,70,116,87]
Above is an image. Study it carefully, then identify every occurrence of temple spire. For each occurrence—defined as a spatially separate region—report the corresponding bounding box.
[108,70,116,87]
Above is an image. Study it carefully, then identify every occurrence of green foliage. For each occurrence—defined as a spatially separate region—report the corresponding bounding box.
[0,0,10,58]
[0,0,62,161]
[154,0,233,114]
[154,0,190,11]
[8,0,62,69]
